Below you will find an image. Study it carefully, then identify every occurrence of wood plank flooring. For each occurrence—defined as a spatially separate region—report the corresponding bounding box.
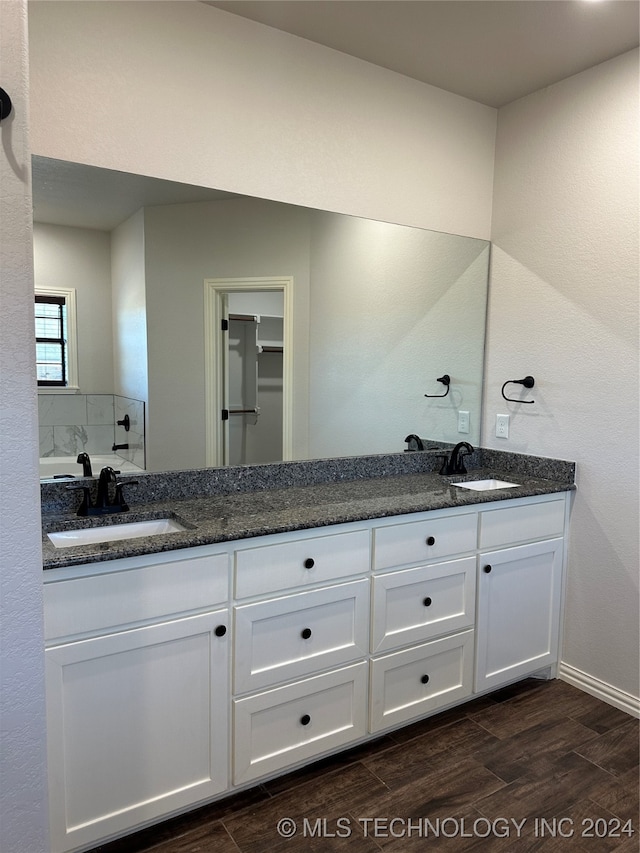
[89,679,639,852]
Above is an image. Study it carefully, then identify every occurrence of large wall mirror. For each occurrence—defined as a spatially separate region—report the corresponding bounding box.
[33,156,490,477]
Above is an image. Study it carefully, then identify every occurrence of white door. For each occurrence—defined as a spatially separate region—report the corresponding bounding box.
[204,277,294,467]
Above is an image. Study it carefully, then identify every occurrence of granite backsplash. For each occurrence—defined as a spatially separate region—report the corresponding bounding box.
[40,448,576,517]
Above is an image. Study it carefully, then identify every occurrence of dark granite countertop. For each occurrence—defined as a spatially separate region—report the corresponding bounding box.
[41,461,575,571]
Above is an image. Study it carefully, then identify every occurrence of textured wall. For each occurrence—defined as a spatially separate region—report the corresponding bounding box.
[0,2,50,850]
[28,1,496,240]
[486,50,639,701]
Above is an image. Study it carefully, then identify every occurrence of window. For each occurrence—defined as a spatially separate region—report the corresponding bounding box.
[34,288,78,389]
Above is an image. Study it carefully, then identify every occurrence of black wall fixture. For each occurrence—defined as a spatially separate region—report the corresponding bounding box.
[0,88,13,122]
[424,374,450,398]
[502,375,535,404]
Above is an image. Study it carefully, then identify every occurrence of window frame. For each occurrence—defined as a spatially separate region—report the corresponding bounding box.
[35,287,79,392]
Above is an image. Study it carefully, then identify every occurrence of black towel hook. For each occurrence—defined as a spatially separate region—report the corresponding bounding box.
[425,374,450,398]
[501,376,535,404]
[0,88,13,122]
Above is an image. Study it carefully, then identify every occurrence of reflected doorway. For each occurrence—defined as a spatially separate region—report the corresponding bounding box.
[204,277,294,467]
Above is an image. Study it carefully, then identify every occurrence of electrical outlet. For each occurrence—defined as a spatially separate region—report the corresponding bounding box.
[458,410,470,434]
[496,413,510,439]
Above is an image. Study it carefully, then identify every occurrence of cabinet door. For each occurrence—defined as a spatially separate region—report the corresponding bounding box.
[475,539,563,692]
[46,611,229,853]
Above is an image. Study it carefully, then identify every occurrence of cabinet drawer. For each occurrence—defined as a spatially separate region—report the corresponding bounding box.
[369,630,474,733]
[233,662,367,784]
[234,529,370,599]
[373,512,477,571]
[234,580,369,693]
[371,557,475,653]
[44,552,229,641]
[479,497,565,549]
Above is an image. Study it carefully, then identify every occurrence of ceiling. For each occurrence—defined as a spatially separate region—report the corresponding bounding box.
[205,0,639,108]
[32,1,639,231]
[32,157,238,231]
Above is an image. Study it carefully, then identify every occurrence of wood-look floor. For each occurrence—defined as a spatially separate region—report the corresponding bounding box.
[89,679,639,853]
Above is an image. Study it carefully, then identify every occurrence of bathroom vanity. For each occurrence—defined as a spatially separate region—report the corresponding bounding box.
[41,452,574,853]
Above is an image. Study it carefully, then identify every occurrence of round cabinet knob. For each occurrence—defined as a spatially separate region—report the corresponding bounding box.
[483,564,492,574]
[426,536,436,546]
[421,674,430,685]
[214,624,227,637]
[423,596,432,607]
[301,628,312,640]
[304,557,315,569]
[300,714,311,726]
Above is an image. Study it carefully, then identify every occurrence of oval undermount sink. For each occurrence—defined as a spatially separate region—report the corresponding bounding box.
[48,518,187,548]
[452,478,520,491]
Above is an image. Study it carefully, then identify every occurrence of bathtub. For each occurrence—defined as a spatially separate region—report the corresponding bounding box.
[39,454,144,480]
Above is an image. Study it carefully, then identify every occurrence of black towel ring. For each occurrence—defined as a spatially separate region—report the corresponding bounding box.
[501,376,535,404]
[425,374,450,398]
[0,88,13,122]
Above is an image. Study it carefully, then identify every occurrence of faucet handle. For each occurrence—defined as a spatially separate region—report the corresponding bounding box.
[66,484,94,516]
[434,454,449,475]
[113,480,138,511]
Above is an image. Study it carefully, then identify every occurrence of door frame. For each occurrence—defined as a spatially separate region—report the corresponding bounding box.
[204,276,294,467]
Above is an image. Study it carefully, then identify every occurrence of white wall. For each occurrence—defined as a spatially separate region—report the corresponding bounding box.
[143,197,311,470]
[0,2,51,851]
[27,1,496,241]
[143,198,489,468]
[486,50,639,703]
[308,212,489,456]
[33,223,114,392]
[111,210,148,403]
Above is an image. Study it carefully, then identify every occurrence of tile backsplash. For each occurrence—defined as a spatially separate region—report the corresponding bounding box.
[38,393,145,469]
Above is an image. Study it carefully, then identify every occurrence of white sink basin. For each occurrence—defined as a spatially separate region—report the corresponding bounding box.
[48,518,187,548]
[452,478,520,491]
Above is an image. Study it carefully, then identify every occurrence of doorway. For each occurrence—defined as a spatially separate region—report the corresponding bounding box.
[204,277,294,467]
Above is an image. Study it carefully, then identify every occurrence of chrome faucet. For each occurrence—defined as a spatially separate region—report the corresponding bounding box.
[76,452,92,477]
[440,442,474,475]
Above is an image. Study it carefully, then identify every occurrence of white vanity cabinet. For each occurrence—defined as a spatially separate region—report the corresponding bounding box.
[475,496,566,692]
[43,489,571,852]
[44,548,230,853]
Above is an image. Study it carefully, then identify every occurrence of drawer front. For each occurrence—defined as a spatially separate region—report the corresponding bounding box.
[369,630,474,733]
[371,557,476,653]
[233,662,367,784]
[234,580,369,693]
[234,529,370,599]
[479,498,565,549]
[373,512,477,571]
[44,552,229,641]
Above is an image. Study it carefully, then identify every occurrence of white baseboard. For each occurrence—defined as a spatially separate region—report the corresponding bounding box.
[558,662,640,719]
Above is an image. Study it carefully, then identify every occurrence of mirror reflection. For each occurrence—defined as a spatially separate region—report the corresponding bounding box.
[33,156,490,477]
